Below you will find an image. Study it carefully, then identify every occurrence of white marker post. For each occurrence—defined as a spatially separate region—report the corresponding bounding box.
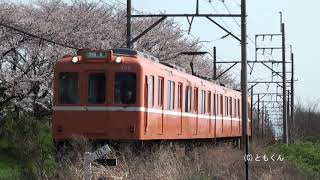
[84,144,112,180]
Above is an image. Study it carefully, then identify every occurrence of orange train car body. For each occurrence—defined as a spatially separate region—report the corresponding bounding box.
[52,48,252,141]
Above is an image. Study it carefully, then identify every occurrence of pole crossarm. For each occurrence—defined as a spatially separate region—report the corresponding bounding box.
[131,14,241,18]
[206,17,241,42]
[253,94,266,106]
[253,93,283,95]
[261,101,283,103]
[129,16,167,45]
[214,60,290,64]
[256,47,282,50]
[248,81,291,83]
[261,62,282,78]
[216,62,238,79]
[256,33,282,36]
[264,107,283,110]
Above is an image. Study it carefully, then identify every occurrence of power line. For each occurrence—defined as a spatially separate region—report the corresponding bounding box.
[0,22,78,49]
[109,0,144,14]
[204,0,239,37]
[222,1,241,28]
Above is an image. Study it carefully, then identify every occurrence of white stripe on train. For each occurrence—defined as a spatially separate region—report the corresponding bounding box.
[52,106,251,122]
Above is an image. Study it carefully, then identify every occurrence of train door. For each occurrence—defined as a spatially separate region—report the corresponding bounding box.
[238,99,241,135]
[213,92,218,137]
[84,71,107,133]
[177,83,183,135]
[220,94,224,135]
[144,75,155,134]
[208,91,212,135]
[144,76,148,134]
[157,77,164,135]
[193,87,199,135]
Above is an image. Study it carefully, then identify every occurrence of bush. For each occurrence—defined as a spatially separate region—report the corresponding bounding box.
[1,113,56,179]
[271,139,320,178]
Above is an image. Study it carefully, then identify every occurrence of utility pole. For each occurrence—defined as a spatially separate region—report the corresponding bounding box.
[250,86,253,143]
[262,101,264,140]
[126,0,132,48]
[240,0,248,179]
[213,46,217,80]
[287,89,290,142]
[257,94,260,142]
[281,22,288,144]
[290,46,295,142]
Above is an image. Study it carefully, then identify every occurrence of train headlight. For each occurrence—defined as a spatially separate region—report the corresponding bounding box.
[115,56,122,63]
[71,56,79,63]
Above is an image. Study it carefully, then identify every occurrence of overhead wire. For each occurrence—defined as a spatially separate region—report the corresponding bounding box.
[217,0,281,90]
[0,22,78,49]
[210,0,279,100]
[221,1,241,28]
[205,1,282,98]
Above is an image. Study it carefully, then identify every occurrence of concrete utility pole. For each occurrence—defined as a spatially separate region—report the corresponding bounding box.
[257,94,260,142]
[287,89,290,142]
[290,47,295,142]
[213,46,217,80]
[262,101,264,140]
[240,0,249,179]
[281,22,288,144]
[126,0,132,48]
[250,86,253,142]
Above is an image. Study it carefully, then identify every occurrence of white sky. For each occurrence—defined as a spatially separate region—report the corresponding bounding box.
[120,0,320,107]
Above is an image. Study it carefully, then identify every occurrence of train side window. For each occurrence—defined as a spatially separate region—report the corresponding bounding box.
[248,102,252,119]
[194,88,199,112]
[200,90,206,114]
[88,73,105,104]
[178,83,182,109]
[59,72,79,104]
[213,94,216,115]
[229,97,232,116]
[233,98,237,117]
[216,94,219,115]
[238,99,241,117]
[148,76,154,107]
[220,95,223,115]
[225,96,228,116]
[185,86,192,112]
[114,72,136,104]
[208,91,211,114]
[167,80,175,110]
[228,97,230,116]
[158,77,164,107]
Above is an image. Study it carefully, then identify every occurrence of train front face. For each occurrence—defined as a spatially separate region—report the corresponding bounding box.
[52,50,144,142]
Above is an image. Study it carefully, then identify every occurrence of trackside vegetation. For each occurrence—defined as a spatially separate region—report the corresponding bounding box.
[0,113,56,179]
[0,113,312,179]
[270,138,320,178]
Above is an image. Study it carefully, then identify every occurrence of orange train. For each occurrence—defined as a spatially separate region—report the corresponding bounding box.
[52,48,252,142]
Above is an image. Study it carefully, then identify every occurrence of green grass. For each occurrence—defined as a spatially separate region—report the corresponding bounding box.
[270,138,320,178]
[0,138,20,179]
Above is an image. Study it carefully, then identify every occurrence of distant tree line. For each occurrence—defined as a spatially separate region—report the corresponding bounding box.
[292,101,320,140]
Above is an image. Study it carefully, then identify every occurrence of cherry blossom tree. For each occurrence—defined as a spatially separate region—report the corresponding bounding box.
[0,0,235,116]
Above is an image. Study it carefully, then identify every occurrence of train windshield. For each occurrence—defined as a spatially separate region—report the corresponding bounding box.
[114,72,136,104]
[59,72,79,104]
[88,73,106,104]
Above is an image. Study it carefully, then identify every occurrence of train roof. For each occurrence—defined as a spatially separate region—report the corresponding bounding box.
[110,48,241,94]
[111,48,160,63]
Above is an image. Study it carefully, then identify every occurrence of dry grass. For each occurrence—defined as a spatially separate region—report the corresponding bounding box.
[55,140,307,180]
